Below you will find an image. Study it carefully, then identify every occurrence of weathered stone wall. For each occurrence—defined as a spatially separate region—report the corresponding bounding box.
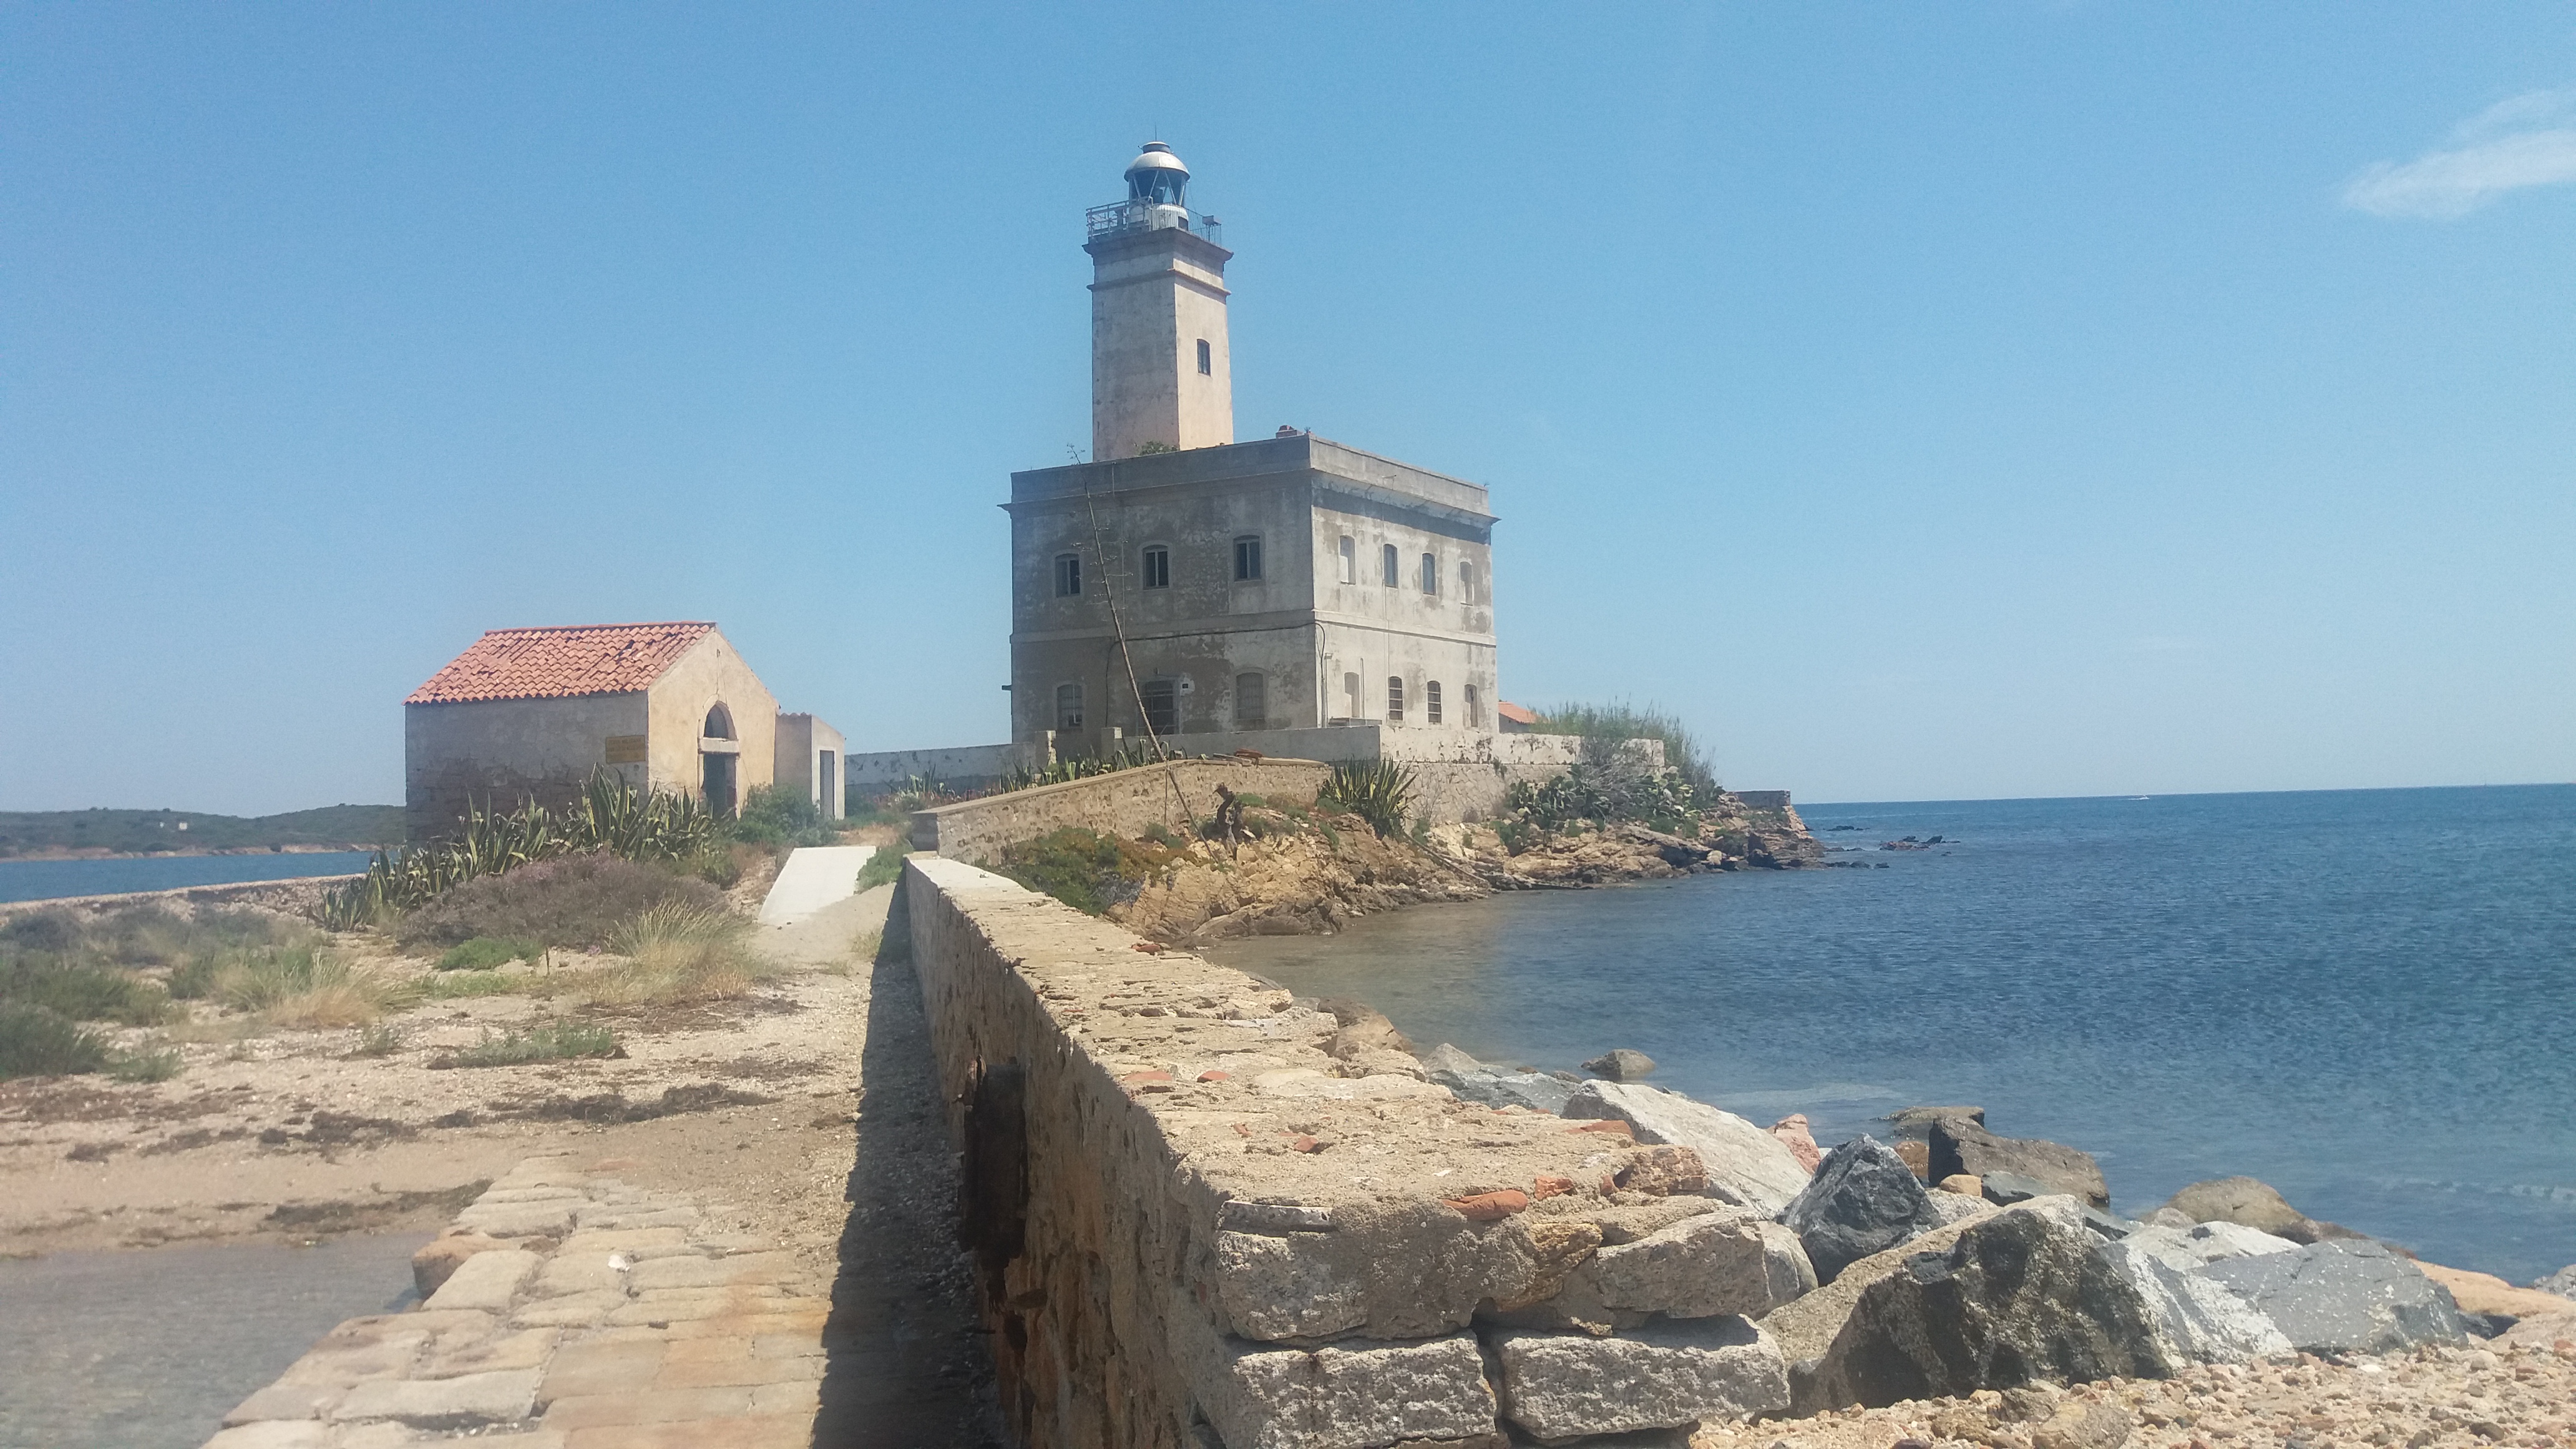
[901,856,1803,1449]
[909,758,1334,857]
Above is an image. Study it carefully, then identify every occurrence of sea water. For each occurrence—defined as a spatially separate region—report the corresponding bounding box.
[0,851,374,905]
[1210,785,2576,1284]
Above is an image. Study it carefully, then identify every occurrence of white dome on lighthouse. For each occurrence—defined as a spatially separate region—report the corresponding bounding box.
[1125,141,1189,205]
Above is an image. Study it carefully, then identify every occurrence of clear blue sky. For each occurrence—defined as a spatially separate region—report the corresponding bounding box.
[5,4,2570,814]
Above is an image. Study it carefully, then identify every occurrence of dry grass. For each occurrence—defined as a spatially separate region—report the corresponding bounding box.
[210,946,414,1029]
[568,902,773,1008]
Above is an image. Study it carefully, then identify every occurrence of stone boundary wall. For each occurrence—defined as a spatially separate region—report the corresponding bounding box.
[908,759,1333,858]
[900,856,1804,1449]
[0,872,363,921]
[846,741,1045,793]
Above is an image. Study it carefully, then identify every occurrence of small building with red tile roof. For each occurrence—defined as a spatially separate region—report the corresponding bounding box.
[1494,700,1540,733]
[403,622,782,841]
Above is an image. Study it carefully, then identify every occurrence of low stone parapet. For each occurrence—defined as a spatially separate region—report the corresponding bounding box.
[901,856,1803,1448]
[907,757,1332,857]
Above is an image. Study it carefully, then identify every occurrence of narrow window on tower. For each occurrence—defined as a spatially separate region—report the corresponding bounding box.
[1053,553,1081,597]
[1196,339,1212,375]
[1465,683,1482,727]
[1387,676,1407,722]
[1427,681,1443,724]
[1381,544,1400,587]
[1233,535,1263,582]
[1141,545,1171,589]
[1420,553,1438,596]
[1459,562,1476,604]
[1055,682,1085,730]
[1344,672,1362,720]
[1337,535,1355,584]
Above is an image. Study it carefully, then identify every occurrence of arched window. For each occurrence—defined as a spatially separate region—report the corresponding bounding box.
[1386,676,1405,723]
[1465,683,1482,728]
[1420,552,1438,595]
[1055,682,1085,730]
[1426,681,1443,724]
[1381,544,1400,587]
[702,703,735,740]
[1234,672,1266,726]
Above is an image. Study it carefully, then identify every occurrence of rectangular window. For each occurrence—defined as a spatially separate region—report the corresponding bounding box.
[1233,535,1262,581]
[1234,671,1266,726]
[1337,535,1355,584]
[1053,553,1081,597]
[1141,545,1170,589]
[1139,678,1179,737]
[1465,683,1481,728]
[1420,552,1438,595]
[1381,543,1400,587]
[1055,682,1085,730]
[1459,561,1476,604]
[1387,675,1405,723]
[1427,681,1443,724]
[1344,671,1361,719]
[1196,338,1212,375]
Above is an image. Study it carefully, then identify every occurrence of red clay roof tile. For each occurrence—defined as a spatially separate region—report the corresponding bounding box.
[406,622,718,705]
[1495,700,1540,726]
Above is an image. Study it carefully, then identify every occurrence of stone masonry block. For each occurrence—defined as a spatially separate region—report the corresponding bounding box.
[1201,1333,1497,1449]
[1495,1317,1790,1443]
[220,1382,341,1425]
[202,1423,334,1449]
[1214,1231,1369,1340]
[423,1249,542,1313]
[623,1250,802,1293]
[329,1368,542,1428]
[1590,1214,1815,1319]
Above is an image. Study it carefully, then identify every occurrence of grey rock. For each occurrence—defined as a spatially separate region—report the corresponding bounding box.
[1563,1081,1813,1214]
[1495,1317,1790,1442]
[1417,1042,1487,1075]
[2145,1207,2196,1229]
[1931,1121,2109,1209]
[1433,1065,1574,1115]
[1981,1170,2052,1206]
[1592,1212,1816,1319]
[1584,1048,1659,1081]
[2159,1176,2308,1237]
[2194,1239,2467,1355]
[1778,1134,1941,1284]
[1206,1332,1497,1449]
[2532,1263,2576,1300]
[1214,1231,1368,1340]
[2032,1400,2135,1449]
[2097,1236,2293,1364]
[1217,1200,1335,1235]
[2079,1207,2145,1241]
[1799,1198,2175,1412]
[328,1369,540,1428]
[2118,1221,2301,1274]
[1881,1105,1986,1141]
[1925,1189,1991,1226]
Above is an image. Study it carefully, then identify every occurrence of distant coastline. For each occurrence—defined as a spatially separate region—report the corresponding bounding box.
[1,842,383,862]
[0,803,401,861]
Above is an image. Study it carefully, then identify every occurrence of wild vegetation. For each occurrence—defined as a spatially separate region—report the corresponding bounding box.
[1525,700,1719,796]
[856,847,906,891]
[1318,760,1418,837]
[396,856,725,952]
[316,769,720,929]
[435,1019,620,1068]
[982,826,1183,916]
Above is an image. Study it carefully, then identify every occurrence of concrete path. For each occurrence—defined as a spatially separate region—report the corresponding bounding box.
[755,846,877,927]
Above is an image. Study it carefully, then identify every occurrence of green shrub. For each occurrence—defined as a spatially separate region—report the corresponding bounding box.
[983,827,1176,916]
[351,1022,404,1057]
[729,786,843,851]
[1318,761,1417,837]
[0,1003,110,1080]
[439,1020,620,1068]
[211,947,406,1028]
[421,970,520,1000]
[1525,701,1719,796]
[855,847,905,891]
[0,910,82,954]
[398,855,724,951]
[0,956,171,1025]
[1506,762,1700,833]
[578,902,766,1005]
[437,937,540,971]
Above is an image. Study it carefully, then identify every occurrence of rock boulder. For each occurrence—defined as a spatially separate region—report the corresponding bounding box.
[1929,1120,2109,1209]
[1798,1198,2174,1412]
[2530,1263,2576,1300]
[2194,1239,2467,1355]
[1563,1081,1813,1214]
[1590,1211,1817,1319]
[2159,1177,2308,1237]
[1778,1134,1942,1284]
[1432,1065,1574,1115]
[1583,1048,1659,1081]
[2114,1221,2300,1274]
[2097,1236,2293,1364]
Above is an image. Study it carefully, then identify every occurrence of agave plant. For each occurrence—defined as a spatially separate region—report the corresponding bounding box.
[1317,760,1417,838]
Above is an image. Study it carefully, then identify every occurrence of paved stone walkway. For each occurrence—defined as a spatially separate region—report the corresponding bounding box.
[206,1155,836,1447]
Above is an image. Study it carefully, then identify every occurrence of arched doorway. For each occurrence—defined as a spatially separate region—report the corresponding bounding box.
[701,703,739,817]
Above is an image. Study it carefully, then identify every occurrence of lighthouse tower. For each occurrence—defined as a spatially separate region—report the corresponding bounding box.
[1084,142,1234,461]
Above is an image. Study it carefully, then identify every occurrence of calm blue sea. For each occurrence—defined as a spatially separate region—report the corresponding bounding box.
[1210,785,2576,1285]
[0,852,373,905]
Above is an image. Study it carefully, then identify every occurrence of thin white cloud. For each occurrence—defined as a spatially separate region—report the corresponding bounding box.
[2343,87,2576,220]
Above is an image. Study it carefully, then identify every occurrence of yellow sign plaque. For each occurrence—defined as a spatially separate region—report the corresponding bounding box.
[604,734,648,764]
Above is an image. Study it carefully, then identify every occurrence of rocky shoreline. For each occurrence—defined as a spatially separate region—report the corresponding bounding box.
[1376,1028,2576,1443]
